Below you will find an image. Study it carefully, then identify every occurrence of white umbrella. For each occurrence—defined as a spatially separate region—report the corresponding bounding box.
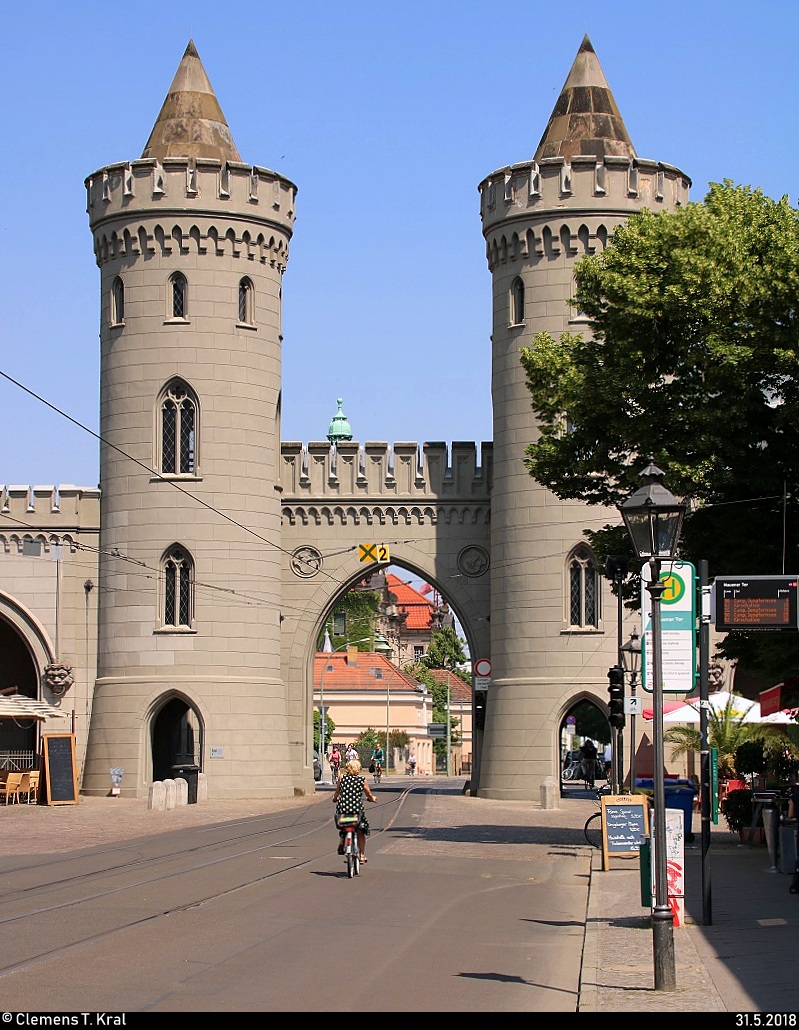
[643,690,788,724]
[0,696,69,721]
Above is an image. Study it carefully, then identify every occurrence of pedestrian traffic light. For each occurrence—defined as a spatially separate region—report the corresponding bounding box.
[475,689,487,731]
[607,665,625,728]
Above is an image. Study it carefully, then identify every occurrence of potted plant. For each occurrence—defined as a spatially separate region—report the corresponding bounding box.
[723,787,763,842]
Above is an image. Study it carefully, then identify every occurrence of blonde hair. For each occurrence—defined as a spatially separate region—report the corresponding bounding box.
[345,758,362,775]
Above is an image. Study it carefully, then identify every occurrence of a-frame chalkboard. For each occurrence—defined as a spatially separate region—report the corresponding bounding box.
[41,733,78,806]
[600,793,649,870]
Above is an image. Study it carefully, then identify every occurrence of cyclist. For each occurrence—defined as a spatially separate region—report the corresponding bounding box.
[333,758,377,861]
[329,745,342,781]
[371,744,384,779]
[579,739,598,788]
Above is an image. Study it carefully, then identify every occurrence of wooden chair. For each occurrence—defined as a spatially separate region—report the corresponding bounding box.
[0,773,23,804]
[17,771,39,804]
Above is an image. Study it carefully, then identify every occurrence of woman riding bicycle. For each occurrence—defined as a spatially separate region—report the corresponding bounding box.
[371,744,384,778]
[329,745,342,781]
[333,759,376,862]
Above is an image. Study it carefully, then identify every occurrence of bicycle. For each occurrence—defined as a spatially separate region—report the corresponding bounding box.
[337,814,361,877]
[583,784,613,849]
[373,762,382,785]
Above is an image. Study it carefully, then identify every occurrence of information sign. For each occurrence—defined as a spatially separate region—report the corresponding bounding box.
[427,723,447,738]
[600,794,649,870]
[714,576,799,631]
[641,560,697,694]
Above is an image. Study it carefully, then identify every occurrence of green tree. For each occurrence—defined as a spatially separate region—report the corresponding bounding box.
[422,625,469,676]
[313,709,335,753]
[571,699,610,745]
[318,589,381,651]
[663,698,791,778]
[519,181,799,678]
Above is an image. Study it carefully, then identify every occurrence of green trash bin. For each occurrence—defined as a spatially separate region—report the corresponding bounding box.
[639,837,652,907]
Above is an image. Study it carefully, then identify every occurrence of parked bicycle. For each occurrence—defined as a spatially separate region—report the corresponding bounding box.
[583,783,614,849]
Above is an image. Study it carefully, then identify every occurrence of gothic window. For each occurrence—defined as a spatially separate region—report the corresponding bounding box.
[162,545,194,629]
[111,276,125,325]
[238,277,254,324]
[170,272,188,319]
[567,545,599,628]
[510,277,525,325]
[159,379,198,475]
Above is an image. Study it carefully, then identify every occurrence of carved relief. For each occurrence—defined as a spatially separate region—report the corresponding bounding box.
[44,662,74,696]
[290,546,323,578]
[457,545,490,578]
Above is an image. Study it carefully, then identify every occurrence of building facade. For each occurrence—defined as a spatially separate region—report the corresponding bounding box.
[0,36,689,800]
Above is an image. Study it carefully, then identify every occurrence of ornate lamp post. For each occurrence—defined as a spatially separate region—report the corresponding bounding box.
[619,461,686,993]
[621,630,641,791]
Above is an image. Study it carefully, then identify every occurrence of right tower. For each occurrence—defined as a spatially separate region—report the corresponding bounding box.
[477,36,691,800]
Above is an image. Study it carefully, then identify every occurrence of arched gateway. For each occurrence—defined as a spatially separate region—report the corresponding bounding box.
[0,37,690,800]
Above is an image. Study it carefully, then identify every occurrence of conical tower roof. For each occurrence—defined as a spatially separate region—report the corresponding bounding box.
[534,35,635,163]
[141,40,242,162]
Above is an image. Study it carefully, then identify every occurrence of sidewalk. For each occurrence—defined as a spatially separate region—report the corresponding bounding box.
[1,779,796,1011]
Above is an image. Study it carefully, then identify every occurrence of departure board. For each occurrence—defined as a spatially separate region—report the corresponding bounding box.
[714,576,799,631]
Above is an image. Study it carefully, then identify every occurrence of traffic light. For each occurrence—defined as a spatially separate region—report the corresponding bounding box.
[607,665,625,728]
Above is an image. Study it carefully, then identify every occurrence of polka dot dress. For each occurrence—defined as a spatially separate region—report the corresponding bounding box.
[335,773,370,835]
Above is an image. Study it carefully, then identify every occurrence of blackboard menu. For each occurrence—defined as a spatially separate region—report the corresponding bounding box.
[601,794,649,870]
[42,733,78,806]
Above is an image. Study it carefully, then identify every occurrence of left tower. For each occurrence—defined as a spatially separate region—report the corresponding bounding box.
[82,41,297,798]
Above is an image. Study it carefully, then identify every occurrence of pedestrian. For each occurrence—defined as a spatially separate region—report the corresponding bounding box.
[409,752,417,776]
[579,739,598,788]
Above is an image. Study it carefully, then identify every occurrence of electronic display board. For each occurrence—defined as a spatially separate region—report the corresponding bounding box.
[714,576,799,631]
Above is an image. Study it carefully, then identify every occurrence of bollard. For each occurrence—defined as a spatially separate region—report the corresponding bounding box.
[763,804,780,872]
[639,837,652,907]
[540,776,558,810]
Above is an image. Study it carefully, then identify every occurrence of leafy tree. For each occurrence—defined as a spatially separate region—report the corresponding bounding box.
[422,626,469,676]
[519,181,799,678]
[313,709,335,752]
[570,699,610,745]
[318,589,381,651]
[664,697,791,778]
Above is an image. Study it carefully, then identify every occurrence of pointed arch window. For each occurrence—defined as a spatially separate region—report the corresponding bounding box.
[162,545,194,629]
[510,277,525,325]
[159,379,198,475]
[238,277,255,325]
[170,272,188,320]
[111,276,125,325]
[567,545,599,629]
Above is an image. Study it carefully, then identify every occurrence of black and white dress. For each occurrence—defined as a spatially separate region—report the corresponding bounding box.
[335,773,370,836]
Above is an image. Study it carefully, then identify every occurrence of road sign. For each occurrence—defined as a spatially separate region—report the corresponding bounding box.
[625,697,643,715]
[474,658,492,678]
[641,560,697,694]
[427,723,447,738]
[713,575,799,631]
[566,715,576,725]
[358,543,390,564]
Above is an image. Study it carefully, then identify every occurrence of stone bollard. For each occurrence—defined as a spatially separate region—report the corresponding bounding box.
[148,781,166,811]
[175,776,189,807]
[163,778,177,810]
[540,775,558,810]
[197,772,208,802]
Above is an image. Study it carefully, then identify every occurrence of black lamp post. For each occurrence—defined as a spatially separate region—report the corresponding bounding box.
[621,630,641,791]
[619,461,686,993]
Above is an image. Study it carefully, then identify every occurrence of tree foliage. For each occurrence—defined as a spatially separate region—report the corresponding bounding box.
[422,626,469,676]
[520,181,799,678]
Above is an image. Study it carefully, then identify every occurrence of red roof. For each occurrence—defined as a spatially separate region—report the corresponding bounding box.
[315,650,422,693]
[426,667,472,703]
[386,573,435,631]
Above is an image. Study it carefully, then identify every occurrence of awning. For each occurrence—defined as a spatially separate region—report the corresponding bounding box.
[0,696,69,721]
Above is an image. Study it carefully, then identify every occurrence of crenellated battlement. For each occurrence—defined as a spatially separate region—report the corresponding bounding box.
[0,485,101,536]
[85,158,296,268]
[478,155,691,264]
[280,441,493,501]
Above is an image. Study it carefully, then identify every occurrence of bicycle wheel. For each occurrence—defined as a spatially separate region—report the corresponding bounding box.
[583,811,603,849]
[346,851,356,878]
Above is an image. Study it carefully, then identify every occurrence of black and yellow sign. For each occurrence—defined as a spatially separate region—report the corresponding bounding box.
[358,543,390,564]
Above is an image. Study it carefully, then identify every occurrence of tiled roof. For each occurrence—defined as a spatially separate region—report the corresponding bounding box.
[386,573,434,631]
[427,667,472,703]
[315,650,422,693]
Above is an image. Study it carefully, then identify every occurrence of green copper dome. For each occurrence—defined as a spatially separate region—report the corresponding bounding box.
[327,398,353,445]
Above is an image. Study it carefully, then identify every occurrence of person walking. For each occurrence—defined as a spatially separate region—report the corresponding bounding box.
[332,758,377,862]
[408,752,417,776]
[579,739,598,789]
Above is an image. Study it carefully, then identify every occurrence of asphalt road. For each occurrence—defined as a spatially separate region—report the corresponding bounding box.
[0,784,589,1012]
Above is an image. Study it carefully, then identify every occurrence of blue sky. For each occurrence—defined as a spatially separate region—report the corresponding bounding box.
[2,1,798,489]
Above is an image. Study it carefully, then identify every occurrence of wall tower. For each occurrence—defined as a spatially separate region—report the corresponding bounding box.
[82,41,297,798]
[477,36,691,800]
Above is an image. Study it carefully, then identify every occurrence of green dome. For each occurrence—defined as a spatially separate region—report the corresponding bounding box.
[327,398,353,444]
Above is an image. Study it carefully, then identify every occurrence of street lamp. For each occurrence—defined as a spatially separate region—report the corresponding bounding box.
[621,630,641,791]
[619,461,686,993]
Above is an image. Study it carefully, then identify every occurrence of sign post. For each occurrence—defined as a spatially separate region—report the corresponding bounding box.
[641,561,697,694]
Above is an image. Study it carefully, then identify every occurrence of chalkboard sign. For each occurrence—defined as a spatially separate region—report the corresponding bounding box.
[600,794,649,870]
[42,733,78,806]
